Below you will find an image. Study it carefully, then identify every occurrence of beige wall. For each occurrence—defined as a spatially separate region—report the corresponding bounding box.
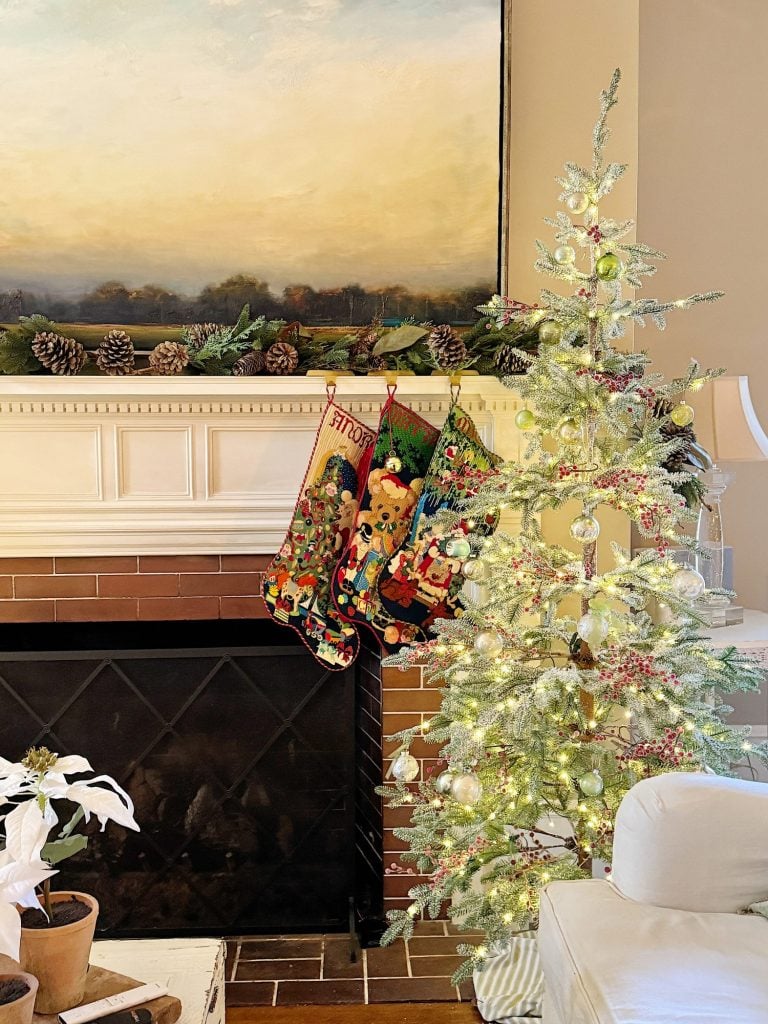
[638,0,768,611]
[505,0,640,559]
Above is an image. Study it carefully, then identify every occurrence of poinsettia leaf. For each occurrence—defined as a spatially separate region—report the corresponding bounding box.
[0,900,21,961]
[3,801,50,863]
[66,781,139,832]
[53,755,92,775]
[372,325,428,356]
[41,834,88,865]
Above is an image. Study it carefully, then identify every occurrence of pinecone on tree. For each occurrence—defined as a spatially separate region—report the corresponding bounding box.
[495,345,530,376]
[427,324,468,370]
[232,350,267,376]
[95,329,135,376]
[265,341,299,375]
[654,398,696,472]
[31,332,86,375]
[148,341,189,376]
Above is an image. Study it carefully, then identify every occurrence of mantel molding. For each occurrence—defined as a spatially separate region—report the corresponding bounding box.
[0,375,522,555]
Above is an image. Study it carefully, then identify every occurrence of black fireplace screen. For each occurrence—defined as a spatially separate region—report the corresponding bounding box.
[0,621,358,936]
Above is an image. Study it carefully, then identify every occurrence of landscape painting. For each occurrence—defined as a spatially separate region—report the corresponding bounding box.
[0,0,502,330]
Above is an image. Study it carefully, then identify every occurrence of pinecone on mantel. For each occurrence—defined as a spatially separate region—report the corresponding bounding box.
[265,341,299,375]
[31,332,86,375]
[427,324,468,370]
[147,340,190,376]
[95,329,135,376]
[232,350,267,376]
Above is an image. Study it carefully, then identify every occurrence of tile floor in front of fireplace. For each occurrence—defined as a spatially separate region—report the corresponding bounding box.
[225,922,480,1007]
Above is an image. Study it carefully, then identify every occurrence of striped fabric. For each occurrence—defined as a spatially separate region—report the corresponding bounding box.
[473,932,544,1022]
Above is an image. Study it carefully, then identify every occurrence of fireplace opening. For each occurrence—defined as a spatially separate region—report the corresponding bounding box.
[0,619,384,938]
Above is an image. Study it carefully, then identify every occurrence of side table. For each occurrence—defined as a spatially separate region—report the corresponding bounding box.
[89,939,225,1024]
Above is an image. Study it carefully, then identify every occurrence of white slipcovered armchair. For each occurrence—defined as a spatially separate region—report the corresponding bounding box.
[538,772,768,1024]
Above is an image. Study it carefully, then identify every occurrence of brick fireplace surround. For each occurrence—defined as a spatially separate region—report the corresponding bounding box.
[0,551,433,916]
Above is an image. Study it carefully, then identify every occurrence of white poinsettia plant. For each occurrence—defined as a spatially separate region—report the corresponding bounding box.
[0,747,139,961]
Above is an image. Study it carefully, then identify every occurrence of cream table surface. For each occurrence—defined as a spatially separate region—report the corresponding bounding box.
[89,939,225,1024]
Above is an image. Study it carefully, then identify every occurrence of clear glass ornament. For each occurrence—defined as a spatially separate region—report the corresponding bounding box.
[554,245,576,265]
[474,630,504,658]
[558,418,581,444]
[435,771,454,795]
[670,566,706,600]
[578,769,604,797]
[570,514,600,544]
[391,751,419,783]
[566,192,589,215]
[462,558,487,581]
[450,773,483,805]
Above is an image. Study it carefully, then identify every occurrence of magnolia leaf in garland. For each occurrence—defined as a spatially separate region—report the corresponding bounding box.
[372,324,428,356]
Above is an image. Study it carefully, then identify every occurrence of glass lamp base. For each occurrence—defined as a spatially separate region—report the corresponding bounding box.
[695,598,744,628]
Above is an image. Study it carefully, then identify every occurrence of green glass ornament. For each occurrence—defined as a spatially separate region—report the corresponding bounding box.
[595,252,622,281]
[515,409,537,431]
[670,403,695,427]
[538,320,562,346]
[446,537,471,560]
[589,594,612,614]
[578,769,604,797]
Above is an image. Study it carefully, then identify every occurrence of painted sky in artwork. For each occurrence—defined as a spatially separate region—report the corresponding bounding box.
[0,0,500,296]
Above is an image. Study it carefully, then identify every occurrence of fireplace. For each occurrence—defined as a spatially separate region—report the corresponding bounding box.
[0,374,520,934]
[0,617,372,936]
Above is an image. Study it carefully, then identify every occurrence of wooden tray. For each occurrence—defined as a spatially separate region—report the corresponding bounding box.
[32,965,182,1024]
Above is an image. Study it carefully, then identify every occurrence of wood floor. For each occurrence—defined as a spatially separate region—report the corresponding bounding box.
[228,1005,481,1023]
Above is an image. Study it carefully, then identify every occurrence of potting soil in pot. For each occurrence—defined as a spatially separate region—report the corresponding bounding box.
[20,896,91,929]
[0,981,29,1006]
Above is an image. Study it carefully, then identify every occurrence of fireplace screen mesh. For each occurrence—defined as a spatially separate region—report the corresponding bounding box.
[0,624,356,935]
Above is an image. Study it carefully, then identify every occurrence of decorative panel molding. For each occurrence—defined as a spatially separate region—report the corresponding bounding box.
[0,376,521,555]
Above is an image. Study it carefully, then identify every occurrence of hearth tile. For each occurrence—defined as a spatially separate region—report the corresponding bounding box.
[322,937,364,979]
[240,938,324,960]
[410,955,464,977]
[367,977,459,1003]
[458,980,476,1002]
[219,596,268,619]
[226,941,239,981]
[225,981,276,1006]
[16,574,96,598]
[180,572,257,597]
[236,958,321,981]
[275,980,364,1005]
[380,666,423,689]
[137,596,219,620]
[99,574,180,598]
[408,936,467,957]
[0,599,54,622]
[55,598,137,621]
[56,556,138,574]
[0,557,53,574]
[411,922,448,936]
[364,943,409,978]
[0,578,12,599]
[445,924,486,937]
[384,689,443,713]
[220,555,273,572]
[139,554,221,573]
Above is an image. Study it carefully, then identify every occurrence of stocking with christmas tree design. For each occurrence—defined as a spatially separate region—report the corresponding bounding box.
[262,399,376,670]
[377,405,501,651]
[331,397,439,647]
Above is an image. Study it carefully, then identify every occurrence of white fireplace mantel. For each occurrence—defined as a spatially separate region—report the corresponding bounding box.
[0,375,522,555]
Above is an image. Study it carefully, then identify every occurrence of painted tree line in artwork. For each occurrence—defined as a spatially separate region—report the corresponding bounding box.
[0,275,495,327]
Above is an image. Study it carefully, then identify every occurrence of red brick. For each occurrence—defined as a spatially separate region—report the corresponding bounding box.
[55,598,137,621]
[180,573,257,597]
[138,555,220,573]
[0,557,54,574]
[138,597,219,620]
[220,554,272,572]
[383,689,444,713]
[383,805,417,829]
[15,575,97,599]
[0,600,55,622]
[0,578,12,599]
[383,874,431,898]
[219,596,268,619]
[99,574,179,598]
[382,666,423,688]
[383,712,425,733]
[383,829,412,853]
[383,736,439,760]
[55,556,138,574]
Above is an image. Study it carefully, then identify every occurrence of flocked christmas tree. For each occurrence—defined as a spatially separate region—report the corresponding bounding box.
[381,69,768,979]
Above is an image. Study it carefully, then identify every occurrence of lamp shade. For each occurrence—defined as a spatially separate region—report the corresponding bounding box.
[707,376,768,462]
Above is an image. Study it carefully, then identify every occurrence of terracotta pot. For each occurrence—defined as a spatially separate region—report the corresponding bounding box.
[0,973,38,1024]
[19,892,98,1014]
